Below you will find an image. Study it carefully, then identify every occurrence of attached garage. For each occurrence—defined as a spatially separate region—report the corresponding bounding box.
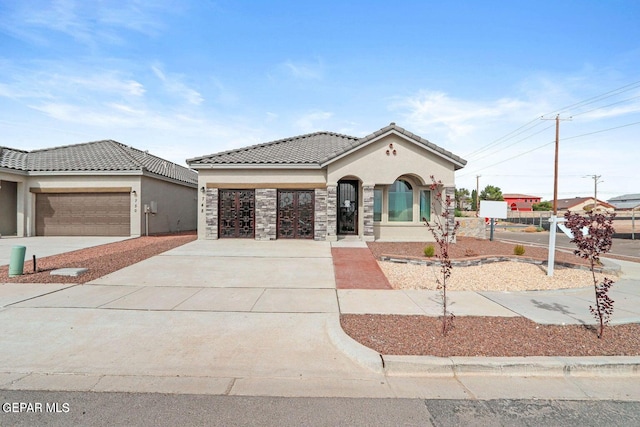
[35,192,130,236]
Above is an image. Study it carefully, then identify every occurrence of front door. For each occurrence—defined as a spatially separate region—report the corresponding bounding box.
[219,189,255,238]
[337,180,358,235]
[277,190,314,239]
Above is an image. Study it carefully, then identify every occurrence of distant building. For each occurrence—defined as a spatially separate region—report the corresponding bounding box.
[556,197,615,213]
[503,194,541,211]
[607,194,640,210]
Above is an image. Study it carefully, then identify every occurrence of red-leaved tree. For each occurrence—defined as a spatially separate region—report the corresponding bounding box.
[564,210,616,338]
[423,176,459,336]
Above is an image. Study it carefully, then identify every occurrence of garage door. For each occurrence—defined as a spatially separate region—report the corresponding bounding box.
[218,189,255,238]
[277,190,314,239]
[36,193,130,236]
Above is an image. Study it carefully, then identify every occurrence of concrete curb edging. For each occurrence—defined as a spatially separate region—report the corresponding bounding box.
[325,316,384,374]
[382,355,640,377]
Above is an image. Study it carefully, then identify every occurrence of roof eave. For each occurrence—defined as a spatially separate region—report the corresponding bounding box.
[320,128,467,169]
[189,163,322,170]
[0,166,29,175]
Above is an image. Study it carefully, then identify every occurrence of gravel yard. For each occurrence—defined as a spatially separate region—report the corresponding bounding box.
[379,261,608,291]
[0,233,196,284]
[340,237,640,357]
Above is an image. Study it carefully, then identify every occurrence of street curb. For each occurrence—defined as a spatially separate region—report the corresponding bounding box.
[325,316,384,374]
[382,355,640,377]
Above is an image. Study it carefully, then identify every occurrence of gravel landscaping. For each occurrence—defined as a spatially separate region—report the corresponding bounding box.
[0,233,196,284]
[340,238,640,357]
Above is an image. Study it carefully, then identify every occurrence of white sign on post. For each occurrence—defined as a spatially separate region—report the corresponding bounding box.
[479,200,508,219]
[479,201,508,241]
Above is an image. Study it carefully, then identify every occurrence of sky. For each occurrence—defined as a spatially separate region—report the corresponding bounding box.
[1,0,639,202]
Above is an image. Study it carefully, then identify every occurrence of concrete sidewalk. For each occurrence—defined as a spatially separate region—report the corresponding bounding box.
[0,240,639,400]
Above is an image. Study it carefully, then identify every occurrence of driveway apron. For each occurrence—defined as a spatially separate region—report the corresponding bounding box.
[0,240,383,394]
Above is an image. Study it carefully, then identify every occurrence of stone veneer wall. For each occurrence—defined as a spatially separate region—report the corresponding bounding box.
[205,188,218,239]
[314,188,327,240]
[456,217,486,239]
[255,188,277,240]
[326,185,337,240]
[362,185,374,241]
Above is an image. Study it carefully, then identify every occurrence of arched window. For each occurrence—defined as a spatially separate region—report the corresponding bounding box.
[389,179,413,221]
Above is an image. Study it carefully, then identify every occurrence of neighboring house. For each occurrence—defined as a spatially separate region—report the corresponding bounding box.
[556,197,615,213]
[187,123,467,242]
[607,193,640,211]
[503,194,541,211]
[0,140,198,237]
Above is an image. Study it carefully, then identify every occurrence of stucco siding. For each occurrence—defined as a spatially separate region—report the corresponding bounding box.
[327,134,455,186]
[140,176,197,235]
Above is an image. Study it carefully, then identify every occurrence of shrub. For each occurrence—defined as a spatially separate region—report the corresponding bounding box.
[513,245,525,256]
[523,226,538,233]
[565,210,616,338]
[423,176,459,336]
[423,245,435,257]
[454,208,462,217]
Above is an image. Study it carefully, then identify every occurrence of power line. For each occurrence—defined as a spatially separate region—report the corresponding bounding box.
[570,94,640,118]
[458,119,640,178]
[467,123,554,163]
[464,79,640,162]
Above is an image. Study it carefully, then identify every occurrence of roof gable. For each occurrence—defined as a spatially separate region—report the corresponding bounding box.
[187,123,467,170]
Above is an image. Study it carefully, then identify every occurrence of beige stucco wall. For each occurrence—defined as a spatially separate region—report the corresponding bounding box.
[326,134,456,186]
[198,168,326,186]
[0,171,28,236]
[140,176,197,235]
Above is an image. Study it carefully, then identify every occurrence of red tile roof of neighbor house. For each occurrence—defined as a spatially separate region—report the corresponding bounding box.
[0,141,197,185]
[187,123,467,170]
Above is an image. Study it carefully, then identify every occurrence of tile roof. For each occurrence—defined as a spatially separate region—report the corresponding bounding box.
[608,193,640,202]
[187,123,467,170]
[0,140,197,185]
[556,197,615,210]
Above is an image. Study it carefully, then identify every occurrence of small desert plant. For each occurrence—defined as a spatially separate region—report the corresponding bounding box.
[423,245,435,257]
[464,248,478,257]
[513,244,526,256]
[564,210,616,338]
[423,176,459,336]
[523,225,538,233]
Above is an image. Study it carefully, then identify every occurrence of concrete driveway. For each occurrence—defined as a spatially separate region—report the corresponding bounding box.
[0,240,393,398]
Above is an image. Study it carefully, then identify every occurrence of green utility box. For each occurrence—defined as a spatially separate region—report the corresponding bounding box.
[9,245,26,277]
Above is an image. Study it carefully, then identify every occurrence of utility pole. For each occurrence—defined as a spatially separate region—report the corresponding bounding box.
[475,175,481,216]
[542,114,571,276]
[584,174,603,211]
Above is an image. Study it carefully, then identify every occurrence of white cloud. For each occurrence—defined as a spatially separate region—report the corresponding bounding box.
[392,90,531,141]
[294,111,333,132]
[0,0,171,47]
[279,59,324,80]
[152,65,204,105]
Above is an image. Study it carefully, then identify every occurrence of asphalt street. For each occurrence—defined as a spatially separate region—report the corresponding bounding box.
[2,390,639,427]
[494,230,640,260]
